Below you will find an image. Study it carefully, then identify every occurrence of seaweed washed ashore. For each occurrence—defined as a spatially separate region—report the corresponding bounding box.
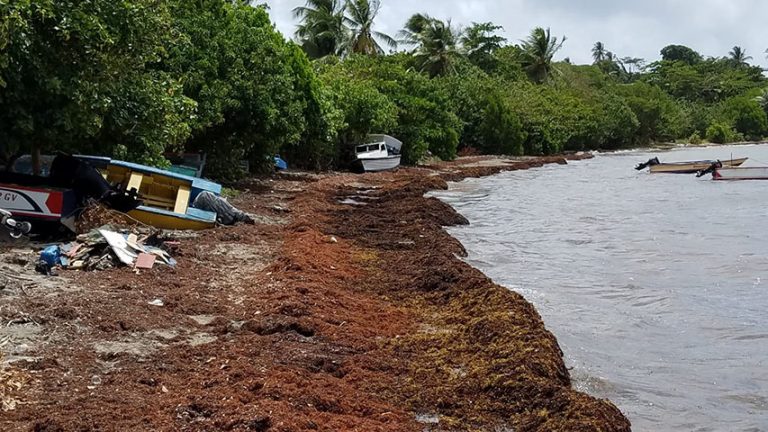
[0,154,630,431]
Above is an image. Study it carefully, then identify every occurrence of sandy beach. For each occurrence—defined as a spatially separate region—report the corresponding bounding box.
[0,154,630,431]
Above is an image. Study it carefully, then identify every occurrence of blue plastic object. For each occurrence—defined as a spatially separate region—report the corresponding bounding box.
[274,155,288,171]
[40,245,61,266]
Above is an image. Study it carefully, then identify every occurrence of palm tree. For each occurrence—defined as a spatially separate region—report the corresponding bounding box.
[402,14,463,77]
[461,22,506,71]
[343,0,396,55]
[293,0,347,59]
[519,27,566,84]
[620,57,645,75]
[728,46,752,67]
[592,41,606,63]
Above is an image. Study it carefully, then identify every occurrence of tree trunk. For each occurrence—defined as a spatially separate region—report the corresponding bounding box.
[31,143,41,175]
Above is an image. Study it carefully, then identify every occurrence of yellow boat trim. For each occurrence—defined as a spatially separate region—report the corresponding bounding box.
[128,208,214,231]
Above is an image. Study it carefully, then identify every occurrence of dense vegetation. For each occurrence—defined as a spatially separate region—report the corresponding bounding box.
[1,0,767,179]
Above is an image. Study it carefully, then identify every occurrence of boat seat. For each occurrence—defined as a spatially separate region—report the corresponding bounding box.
[127,172,144,193]
[174,185,190,214]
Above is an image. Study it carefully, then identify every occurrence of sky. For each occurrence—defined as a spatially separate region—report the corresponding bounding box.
[262,0,768,68]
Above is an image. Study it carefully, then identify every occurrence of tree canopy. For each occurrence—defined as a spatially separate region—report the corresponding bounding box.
[1,1,766,179]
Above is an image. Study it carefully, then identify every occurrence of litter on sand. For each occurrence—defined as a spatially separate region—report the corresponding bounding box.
[35,225,177,274]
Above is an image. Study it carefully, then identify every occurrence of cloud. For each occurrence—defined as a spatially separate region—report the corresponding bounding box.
[263,0,768,67]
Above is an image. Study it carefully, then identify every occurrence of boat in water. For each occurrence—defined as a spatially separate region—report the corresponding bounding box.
[635,157,748,174]
[697,162,768,180]
[354,135,402,172]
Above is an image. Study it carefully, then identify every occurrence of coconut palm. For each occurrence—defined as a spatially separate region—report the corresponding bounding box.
[461,22,505,69]
[519,27,566,84]
[728,46,752,67]
[293,0,347,59]
[398,13,431,46]
[343,0,396,55]
[620,57,645,75]
[592,41,607,63]
[402,14,463,77]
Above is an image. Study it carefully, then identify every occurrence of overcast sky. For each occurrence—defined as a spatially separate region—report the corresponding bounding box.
[262,0,768,67]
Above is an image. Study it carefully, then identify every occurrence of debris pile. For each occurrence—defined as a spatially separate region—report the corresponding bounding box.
[35,225,176,274]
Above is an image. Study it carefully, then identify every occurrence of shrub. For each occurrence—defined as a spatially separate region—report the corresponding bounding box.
[688,132,703,145]
[706,123,734,144]
[479,93,526,155]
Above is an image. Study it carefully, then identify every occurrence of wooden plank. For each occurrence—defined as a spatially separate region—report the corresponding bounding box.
[127,172,144,192]
[174,185,191,214]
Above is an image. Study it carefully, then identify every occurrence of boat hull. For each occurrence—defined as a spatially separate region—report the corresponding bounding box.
[713,167,768,181]
[128,206,215,230]
[97,158,221,230]
[357,156,401,172]
[649,158,748,174]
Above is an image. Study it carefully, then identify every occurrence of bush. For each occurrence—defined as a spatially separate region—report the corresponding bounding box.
[721,97,768,140]
[688,132,703,145]
[706,123,735,144]
[479,93,526,155]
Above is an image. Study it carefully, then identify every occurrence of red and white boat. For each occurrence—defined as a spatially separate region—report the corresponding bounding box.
[697,161,768,180]
[711,166,768,181]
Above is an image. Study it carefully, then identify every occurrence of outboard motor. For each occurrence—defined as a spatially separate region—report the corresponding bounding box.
[49,154,142,212]
[635,157,660,171]
[696,160,723,178]
[0,209,31,239]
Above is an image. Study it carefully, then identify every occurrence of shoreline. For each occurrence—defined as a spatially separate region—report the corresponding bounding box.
[1,154,630,431]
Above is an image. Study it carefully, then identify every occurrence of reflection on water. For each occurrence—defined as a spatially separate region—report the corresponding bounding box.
[432,145,768,431]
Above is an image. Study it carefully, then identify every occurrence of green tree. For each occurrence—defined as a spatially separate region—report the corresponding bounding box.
[343,0,396,55]
[706,123,734,144]
[402,14,463,77]
[660,44,702,65]
[164,0,314,178]
[721,96,767,139]
[293,0,347,59]
[479,92,526,155]
[519,27,566,84]
[728,46,753,67]
[461,22,506,73]
[0,0,193,170]
[592,41,607,63]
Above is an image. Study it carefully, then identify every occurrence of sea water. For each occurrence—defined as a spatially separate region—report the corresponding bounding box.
[431,145,768,431]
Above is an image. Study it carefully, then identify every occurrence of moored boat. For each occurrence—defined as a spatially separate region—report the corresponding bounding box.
[354,135,402,172]
[635,157,748,174]
[697,163,768,181]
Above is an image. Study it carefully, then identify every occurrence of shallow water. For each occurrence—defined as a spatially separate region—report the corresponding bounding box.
[432,145,768,431]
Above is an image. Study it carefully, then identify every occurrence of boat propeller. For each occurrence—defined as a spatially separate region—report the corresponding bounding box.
[635,157,660,171]
[696,161,723,178]
[0,209,31,239]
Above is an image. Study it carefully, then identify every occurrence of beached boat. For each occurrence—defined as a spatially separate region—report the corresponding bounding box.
[354,135,402,172]
[635,157,748,174]
[81,157,221,230]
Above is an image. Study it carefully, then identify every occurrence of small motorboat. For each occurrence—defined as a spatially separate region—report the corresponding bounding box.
[697,162,768,180]
[635,157,748,174]
[81,157,222,230]
[354,135,402,172]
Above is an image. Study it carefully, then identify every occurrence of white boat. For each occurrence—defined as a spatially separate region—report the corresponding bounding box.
[354,135,402,172]
[712,166,768,181]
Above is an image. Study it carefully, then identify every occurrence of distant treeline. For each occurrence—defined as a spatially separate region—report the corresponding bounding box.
[2,0,767,180]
